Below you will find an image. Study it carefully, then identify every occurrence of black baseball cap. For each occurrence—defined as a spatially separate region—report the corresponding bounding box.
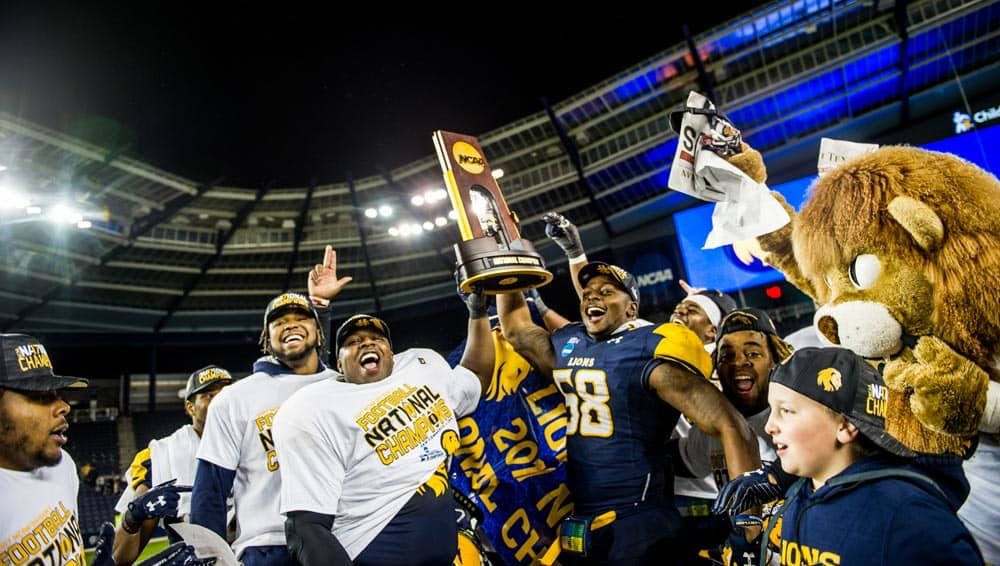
[577,262,640,305]
[771,347,916,457]
[181,365,234,401]
[335,314,393,357]
[0,334,88,392]
[263,292,319,326]
[716,307,794,363]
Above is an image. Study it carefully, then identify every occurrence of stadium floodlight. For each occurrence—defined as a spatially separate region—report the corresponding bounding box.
[378,205,393,217]
[26,206,41,215]
[398,224,411,236]
[448,210,458,220]
[491,168,504,179]
[0,187,30,210]
[434,216,447,226]
[49,204,84,224]
[388,226,399,236]
[364,208,378,218]
[411,195,425,206]
[76,220,92,229]
[422,221,434,231]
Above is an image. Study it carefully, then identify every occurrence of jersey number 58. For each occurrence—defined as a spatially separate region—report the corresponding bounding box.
[552,369,613,437]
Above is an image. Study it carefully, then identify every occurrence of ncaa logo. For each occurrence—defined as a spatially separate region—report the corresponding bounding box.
[452,141,486,174]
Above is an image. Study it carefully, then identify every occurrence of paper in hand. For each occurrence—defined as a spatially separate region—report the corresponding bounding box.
[703,168,791,249]
[668,92,729,202]
[169,523,239,566]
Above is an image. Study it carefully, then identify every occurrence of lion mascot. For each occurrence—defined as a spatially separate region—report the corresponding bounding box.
[727,141,999,559]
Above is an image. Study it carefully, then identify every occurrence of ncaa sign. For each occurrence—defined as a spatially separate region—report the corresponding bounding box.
[629,251,675,309]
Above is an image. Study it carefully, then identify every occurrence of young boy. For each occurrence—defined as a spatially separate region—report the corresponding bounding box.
[764,347,983,565]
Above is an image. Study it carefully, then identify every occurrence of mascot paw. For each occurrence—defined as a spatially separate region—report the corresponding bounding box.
[885,336,988,435]
[725,142,767,184]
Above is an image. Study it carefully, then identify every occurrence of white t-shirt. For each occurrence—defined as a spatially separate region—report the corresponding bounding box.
[197,361,337,558]
[678,408,775,495]
[1,451,84,566]
[274,348,481,559]
[116,424,201,516]
[672,416,719,499]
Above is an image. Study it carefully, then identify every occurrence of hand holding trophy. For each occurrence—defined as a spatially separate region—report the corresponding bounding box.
[433,130,552,294]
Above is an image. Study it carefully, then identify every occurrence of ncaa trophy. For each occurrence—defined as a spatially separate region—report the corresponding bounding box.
[432,130,552,294]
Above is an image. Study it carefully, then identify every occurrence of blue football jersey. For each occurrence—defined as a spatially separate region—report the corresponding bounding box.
[550,320,697,514]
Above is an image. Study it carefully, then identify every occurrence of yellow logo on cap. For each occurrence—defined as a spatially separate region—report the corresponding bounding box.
[271,293,309,310]
[354,317,386,333]
[452,141,486,174]
[817,367,843,392]
[15,343,52,373]
[596,264,630,284]
[197,367,231,385]
[866,383,888,417]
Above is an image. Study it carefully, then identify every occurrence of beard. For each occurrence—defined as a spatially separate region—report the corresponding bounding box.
[273,336,319,366]
[0,418,61,470]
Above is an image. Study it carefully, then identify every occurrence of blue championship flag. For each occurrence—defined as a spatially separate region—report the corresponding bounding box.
[447,316,572,565]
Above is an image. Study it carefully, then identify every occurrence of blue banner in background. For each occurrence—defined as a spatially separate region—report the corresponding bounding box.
[671,123,1000,294]
[614,237,682,312]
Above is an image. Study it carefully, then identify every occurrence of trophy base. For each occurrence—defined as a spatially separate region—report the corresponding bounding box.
[455,238,553,294]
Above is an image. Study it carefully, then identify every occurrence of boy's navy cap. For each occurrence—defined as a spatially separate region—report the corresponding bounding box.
[577,262,640,305]
[0,333,88,392]
[335,314,393,357]
[771,347,916,458]
[181,365,234,400]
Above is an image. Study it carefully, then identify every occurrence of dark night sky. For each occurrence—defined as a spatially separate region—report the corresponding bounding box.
[0,4,759,187]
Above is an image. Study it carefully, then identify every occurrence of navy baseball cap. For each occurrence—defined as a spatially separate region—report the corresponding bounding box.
[0,334,88,392]
[335,314,393,357]
[577,262,640,305]
[716,307,794,364]
[263,293,319,326]
[181,365,234,401]
[771,347,916,457]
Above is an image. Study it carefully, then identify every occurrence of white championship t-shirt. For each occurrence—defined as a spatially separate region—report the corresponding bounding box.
[116,424,201,516]
[1,451,84,566]
[679,408,775,495]
[274,348,481,559]
[197,361,337,558]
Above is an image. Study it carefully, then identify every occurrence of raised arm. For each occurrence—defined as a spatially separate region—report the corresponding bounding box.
[459,291,495,396]
[542,212,587,300]
[308,245,353,364]
[525,288,571,332]
[649,363,759,479]
[496,291,556,378]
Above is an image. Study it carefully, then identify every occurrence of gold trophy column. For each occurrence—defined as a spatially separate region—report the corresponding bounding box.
[432,130,552,294]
